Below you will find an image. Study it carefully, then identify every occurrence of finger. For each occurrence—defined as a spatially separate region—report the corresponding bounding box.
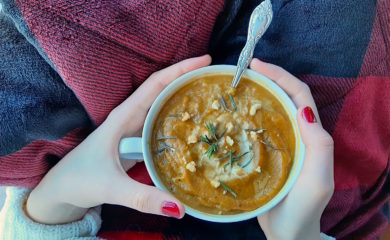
[149,54,212,87]
[117,55,212,115]
[108,175,185,219]
[297,106,333,153]
[249,58,318,114]
[297,106,334,194]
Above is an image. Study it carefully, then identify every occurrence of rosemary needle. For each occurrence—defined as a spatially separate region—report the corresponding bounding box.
[156,142,175,154]
[245,128,266,134]
[229,95,237,111]
[200,135,212,145]
[229,150,234,167]
[205,143,218,159]
[219,128,228,139]
[167,114,182,118]
[219,151,236,161]
[219,181,237,198]
[232,151,250,160]
[220,95,231,112]
[260,140,284,150]
[223,151,250,167]
[205,122,217,140]
[240,153,254,168]
[157,136,176,140]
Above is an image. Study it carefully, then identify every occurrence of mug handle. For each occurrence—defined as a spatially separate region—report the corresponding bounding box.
[119,137,144,160]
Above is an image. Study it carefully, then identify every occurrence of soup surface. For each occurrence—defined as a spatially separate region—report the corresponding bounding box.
[152,75,295,214]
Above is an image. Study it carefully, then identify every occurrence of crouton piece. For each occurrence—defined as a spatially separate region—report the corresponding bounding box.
[211,100,220,110]
[181,112,190,121]
[186,161,196,172]
[249,103,262,116]
[210,180,220,188]
[226,136,234,146]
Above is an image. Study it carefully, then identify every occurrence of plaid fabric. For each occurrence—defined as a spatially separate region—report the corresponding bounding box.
[0,0,389,239]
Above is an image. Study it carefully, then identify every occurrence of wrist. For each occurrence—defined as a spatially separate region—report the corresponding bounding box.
[262,221,321,240]
[293,221,321,240]
[26,186,88,224]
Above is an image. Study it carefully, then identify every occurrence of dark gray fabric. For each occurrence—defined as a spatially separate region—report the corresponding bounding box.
[210,0,377,78]
[0,3,92,156]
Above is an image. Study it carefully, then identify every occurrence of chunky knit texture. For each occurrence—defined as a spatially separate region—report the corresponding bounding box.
[0,187,102,240]
[0,0,389,239]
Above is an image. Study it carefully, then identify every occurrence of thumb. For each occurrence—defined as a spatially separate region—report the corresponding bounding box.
[108,175,185,219]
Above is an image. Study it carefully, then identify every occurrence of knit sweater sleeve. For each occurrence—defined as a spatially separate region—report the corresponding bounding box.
[0,187,102,240]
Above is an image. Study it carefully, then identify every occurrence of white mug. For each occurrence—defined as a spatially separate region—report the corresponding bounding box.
[119,65,305,222]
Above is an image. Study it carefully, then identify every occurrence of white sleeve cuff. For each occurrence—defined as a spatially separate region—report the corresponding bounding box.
[0,187,102,240]
[321,232,336,240]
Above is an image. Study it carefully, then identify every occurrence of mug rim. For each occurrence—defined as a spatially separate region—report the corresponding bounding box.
[142,65,305,222]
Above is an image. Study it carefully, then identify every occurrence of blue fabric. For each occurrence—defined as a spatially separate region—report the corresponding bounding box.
[210,0,377,77]
[0,1,91,156]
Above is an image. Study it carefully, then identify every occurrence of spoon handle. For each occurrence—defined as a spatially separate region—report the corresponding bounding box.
[231,0,273,88]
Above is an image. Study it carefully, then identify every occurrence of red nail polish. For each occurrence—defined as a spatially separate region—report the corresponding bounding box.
[162,201,180,218]
[302,106,317,123]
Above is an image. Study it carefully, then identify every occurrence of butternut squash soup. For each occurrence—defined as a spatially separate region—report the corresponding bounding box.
[151,75,295,214]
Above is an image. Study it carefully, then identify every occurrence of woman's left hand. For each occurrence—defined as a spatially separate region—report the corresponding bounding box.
[250,59,334,240]
[26,55,212,224]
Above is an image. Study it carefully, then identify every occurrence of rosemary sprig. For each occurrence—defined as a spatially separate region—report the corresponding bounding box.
[229,95,237,111]
[201,123,218,159]
[261,140,284,150]
[157,136,176,141]
[219,181,237,198]
[245,128,266,134]
[241,153,254,168]
[201,122,229,159]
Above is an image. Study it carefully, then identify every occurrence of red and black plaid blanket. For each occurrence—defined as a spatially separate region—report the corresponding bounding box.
[0,0,389,239]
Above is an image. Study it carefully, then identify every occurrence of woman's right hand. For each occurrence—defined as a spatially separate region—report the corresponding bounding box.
[26,55,212,225]
[250,59,334,240]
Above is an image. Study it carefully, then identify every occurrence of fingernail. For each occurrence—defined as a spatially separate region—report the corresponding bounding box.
[162,201,180,218]
[302,106,317,123]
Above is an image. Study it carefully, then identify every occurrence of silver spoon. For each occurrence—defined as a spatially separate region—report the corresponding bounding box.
[231,0,273,88]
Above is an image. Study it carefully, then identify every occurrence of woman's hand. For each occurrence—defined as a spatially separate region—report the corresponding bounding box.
[250,59,334,240]
[26,55,212,224]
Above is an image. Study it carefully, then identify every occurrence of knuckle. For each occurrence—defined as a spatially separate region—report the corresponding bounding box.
[329,180,335,194]
[132,193,151,212]
[149,71,160,79]
[316,178,334,202]
[299,82,310,94]
[107,107,120,121]
[318,132,334,149]
[177,64,187,76]
[321,180,335,200]
[294,82,311,101]
[149,71,168,92]
[274,64,286,73]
